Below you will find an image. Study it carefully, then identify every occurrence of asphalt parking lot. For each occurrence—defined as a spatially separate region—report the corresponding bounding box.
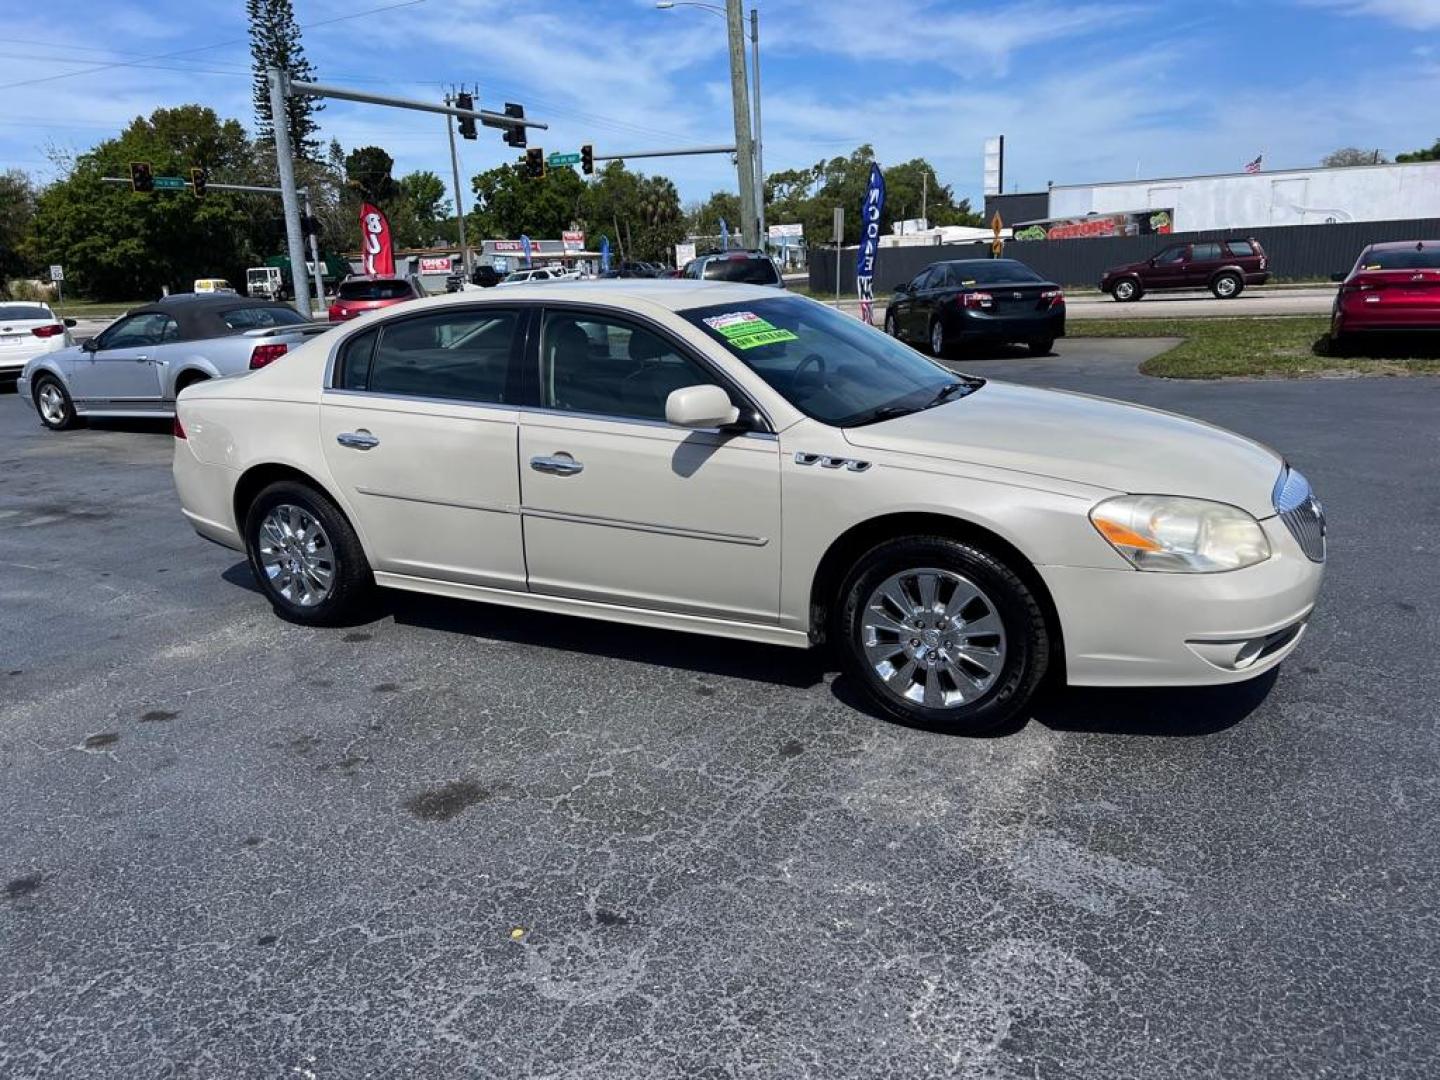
[2,340,1438,1079]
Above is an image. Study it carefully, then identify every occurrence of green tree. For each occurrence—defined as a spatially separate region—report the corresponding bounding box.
[1397,138,1440,163]
[1322,147,1386,167]
[344,146,400,204]
[391,170,452,247]
[688,191,742,242]
[28,106,255,299]
[248,0,323,159]
[467,162,587,241]
[0,170,37,287]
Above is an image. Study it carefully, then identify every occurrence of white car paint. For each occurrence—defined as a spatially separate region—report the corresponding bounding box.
[172,281,1324,691]
[0,302,72,376]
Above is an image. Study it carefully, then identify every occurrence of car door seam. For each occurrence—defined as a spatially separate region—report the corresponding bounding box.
[520,505,768,547]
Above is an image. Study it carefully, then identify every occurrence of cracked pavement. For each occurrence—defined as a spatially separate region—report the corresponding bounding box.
[2,338,1438,1078]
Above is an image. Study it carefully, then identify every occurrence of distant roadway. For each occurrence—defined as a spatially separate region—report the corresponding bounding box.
[828,285,1337,321]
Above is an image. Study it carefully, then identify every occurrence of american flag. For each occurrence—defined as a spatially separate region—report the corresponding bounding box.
[1244,154,1263,174]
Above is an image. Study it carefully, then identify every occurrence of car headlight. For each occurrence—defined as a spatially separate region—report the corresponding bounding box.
[1090,495,1271,572]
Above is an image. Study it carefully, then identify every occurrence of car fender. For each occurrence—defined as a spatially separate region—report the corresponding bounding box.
[166,355,225,396]
[1209,263,1247,284]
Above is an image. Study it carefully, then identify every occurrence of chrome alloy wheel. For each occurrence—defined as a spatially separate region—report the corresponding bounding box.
[860,567,1007,708]
[37,382,67,425]
[1214,275,1239,297]
[258,504,336,607]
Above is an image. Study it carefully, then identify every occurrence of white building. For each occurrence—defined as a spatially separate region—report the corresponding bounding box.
[1047,160,1440,233]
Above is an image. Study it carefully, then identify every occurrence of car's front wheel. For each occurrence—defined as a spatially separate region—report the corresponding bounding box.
[837,536,1050,734]
[1111,278,1141,302]
[243,480,374,626]
[33,375,78,431]
[884,311,900,339]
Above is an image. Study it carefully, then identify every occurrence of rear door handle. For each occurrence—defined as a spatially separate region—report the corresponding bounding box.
[337,430,379,450]
[530,453,583,476]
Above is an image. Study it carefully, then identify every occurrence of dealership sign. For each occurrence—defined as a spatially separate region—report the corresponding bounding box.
[419,256,453,273]
[562,230,585,251]
[1014,208,1174,242]
[767,222,803,239]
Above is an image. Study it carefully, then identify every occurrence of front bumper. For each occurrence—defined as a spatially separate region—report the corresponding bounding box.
[1039,517,1323,686]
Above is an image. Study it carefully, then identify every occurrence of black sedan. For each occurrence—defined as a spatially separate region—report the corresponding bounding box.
[884,258,1065,356]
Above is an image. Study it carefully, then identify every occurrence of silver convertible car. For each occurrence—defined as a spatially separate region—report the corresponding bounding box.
[171,281,1325,733]
[18,293,328,430]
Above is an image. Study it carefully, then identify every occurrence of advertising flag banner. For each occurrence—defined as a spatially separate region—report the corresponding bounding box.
[521,234,533,267]
[856,162,886,324]
[719,217,729,250]
[359,202,395,277]
[600,236,611,273]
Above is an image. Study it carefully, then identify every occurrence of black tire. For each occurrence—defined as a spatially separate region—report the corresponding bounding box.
[33,374,79,431]
[1027,339,1055,356]
[884,311,900,339]
[1111,278,1142,302]
[837,536,1050,735]
[243,480,374,626]
[928,317,949,357]
[174,372,210,395]
[1211,272,1242,299]
[1322,333,1350,358]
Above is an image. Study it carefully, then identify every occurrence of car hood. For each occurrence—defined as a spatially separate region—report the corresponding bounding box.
[1103,260,1147,277]
[842,381,1283,516]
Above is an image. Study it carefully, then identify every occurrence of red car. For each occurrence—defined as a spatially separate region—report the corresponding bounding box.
[328,275,425,322]
[1330,240,1440,348]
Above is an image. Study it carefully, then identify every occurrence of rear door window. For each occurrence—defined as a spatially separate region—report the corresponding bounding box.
[1190,242,1223,262]
[361,309,520,403]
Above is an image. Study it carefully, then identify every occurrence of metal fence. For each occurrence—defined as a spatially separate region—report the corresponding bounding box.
[808,217,1440,295]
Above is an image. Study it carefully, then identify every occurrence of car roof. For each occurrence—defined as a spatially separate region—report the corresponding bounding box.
[130,294,298,340]
[357,279,786,313]
[1364,240,1439,252]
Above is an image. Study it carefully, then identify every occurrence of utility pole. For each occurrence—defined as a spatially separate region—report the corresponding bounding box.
[725,0,758,249]
[267,67,314,318]
[444,90,472,280]
[749,7,765,247]
[921,170,928,228]
[301,189,325,310]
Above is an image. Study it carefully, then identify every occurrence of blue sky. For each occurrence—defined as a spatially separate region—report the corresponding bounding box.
[4,0,1440,211]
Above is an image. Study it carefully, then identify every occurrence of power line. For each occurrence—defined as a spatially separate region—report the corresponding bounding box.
[0,0,428,91]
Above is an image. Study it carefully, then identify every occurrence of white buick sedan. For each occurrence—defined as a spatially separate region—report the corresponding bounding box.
[173,281,1325,733]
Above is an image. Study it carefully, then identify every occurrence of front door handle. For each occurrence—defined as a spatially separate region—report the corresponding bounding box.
[337,430,380,450]
[530,453,583,476]
[133,355,150,363]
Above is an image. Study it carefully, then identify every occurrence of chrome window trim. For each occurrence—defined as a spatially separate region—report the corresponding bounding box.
[522,505,767,547]
[518,402,777,441]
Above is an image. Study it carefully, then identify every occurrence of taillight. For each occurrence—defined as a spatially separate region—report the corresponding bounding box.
[961,291,994,309]
[249,342,288,369]
[1041,289,1065,308]
[172,415,187,439]
[31,324,64,338]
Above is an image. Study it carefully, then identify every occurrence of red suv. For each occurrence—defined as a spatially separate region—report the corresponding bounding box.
[1100,238,1269,301]
[328,275,425,322]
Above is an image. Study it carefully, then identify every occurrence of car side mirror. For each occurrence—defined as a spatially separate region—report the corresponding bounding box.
[81,337,99,353]
[666,384,739,429]
[1330,271,1347,283]
[894,282,909,293]
[63,318,77,328]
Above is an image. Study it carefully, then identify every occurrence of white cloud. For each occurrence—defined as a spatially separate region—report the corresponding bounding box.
[1302,0,1440,29]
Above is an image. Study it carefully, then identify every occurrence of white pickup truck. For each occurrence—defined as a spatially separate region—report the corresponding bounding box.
[17,293,331,431]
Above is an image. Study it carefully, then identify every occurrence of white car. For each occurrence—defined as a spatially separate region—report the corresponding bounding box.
[0,302,75,380]
[172,282,1325,733]
[497,268,563,286]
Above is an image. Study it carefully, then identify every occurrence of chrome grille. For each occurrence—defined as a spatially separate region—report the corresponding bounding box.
[1273,467,1326,563]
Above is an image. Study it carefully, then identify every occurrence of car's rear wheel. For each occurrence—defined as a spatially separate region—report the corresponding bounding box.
[1027,339,1055,356]
[1212,272,1242,299]
[1111,278,1141,302]
[837,536,1050,734]
[243,480,373,626]
[34,375,78,431]
[929,318,948,357]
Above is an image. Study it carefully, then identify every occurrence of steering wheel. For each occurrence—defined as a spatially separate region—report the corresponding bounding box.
[792,352,827,397]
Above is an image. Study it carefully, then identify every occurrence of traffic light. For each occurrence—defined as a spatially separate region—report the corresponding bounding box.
[525,147,545,180]
[129,161,153,193]
[503,102,526,148]
[455,91,476,140]
[581,144,594,176]
[191,167,208,198]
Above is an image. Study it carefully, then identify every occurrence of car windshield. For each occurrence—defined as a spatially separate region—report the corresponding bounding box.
[942,260,1044,285]
[0,304,53,321]
[702,256,781,285]
[338,279,413,300]
[1359,248,1440,270]
[682,296,981,427]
